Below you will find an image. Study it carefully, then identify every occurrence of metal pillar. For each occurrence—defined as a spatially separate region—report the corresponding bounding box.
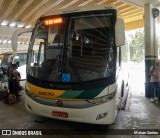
[144,3,158,97]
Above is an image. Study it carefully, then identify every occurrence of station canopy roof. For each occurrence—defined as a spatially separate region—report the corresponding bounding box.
[0,0,160,45]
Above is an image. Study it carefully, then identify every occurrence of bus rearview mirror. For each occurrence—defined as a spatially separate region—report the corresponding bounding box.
[12,28,33,51]
[115,18,125,47]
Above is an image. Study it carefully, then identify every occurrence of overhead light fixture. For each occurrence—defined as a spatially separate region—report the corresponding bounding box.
[17,20,24,28]
[21,42,25,44]
[25,25,32,28]
[1,21,8,26]
[17,23,24,28]
[53,0,64,7]
[9,22,16,27]
[78,0,93,7]
[2,40,7,43]
[60,0,79,9]
[7,40,11,43]
[95,0,108,6]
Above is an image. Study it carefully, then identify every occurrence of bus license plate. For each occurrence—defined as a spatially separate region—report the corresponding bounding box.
[52,111,68,118]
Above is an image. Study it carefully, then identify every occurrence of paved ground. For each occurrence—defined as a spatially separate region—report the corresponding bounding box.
[0,64,160,138]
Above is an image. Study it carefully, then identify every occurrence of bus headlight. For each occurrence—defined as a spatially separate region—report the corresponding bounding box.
[87,91,116,105]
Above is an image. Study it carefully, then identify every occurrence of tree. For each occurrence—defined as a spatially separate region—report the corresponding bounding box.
[129,29,144,62]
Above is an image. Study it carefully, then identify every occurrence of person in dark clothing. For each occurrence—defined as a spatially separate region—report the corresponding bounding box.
[6,62,12,78]
[8,62,22,99]
[1,67,6,75]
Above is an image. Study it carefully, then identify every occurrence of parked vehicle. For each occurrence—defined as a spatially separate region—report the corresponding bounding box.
[1,50,27,80]
[12,6,129,125]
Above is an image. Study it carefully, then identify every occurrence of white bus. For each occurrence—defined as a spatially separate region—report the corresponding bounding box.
[12,7,128,125]
[1,51,27,80]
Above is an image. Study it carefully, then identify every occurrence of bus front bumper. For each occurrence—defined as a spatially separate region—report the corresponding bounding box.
[25,93,117,125]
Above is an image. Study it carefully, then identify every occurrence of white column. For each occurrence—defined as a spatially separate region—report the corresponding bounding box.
[144,3,158,97]
[144,3,158,58]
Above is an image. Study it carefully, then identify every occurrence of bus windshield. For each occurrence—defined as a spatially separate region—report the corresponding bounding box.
[27,11,116,84]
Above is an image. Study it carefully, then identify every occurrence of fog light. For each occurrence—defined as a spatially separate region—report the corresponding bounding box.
[96,112,107,120]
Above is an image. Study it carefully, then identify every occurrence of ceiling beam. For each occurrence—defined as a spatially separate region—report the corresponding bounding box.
[119,9,143,16]
[0,0,5,10]
[119,6,136,13]
[121,11,144,19]
[0,0,20,23]
[107,0,118,5]
[108,0,120,5]
[25,0,67,26]
[22,0,50,23]
[118,0,144,9]
[125,18,144,30]
[124,15,143,23]
[117,3,127,8]
[8,0,34,24]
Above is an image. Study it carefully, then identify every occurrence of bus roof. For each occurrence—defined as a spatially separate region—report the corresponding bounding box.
[42,5,117,18]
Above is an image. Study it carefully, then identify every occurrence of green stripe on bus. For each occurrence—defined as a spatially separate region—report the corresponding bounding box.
[59,87,105,99]
[76,87,105,99]
[58,90,84,98]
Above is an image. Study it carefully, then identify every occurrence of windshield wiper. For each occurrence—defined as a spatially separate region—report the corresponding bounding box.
[67,57,88,90]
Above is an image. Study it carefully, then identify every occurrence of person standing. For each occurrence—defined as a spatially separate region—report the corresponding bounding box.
[8,62,22,99]
[149,59,160,102]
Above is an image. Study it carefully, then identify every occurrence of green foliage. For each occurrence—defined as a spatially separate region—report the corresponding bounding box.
[121,44,129,63]
[129,29,144,62]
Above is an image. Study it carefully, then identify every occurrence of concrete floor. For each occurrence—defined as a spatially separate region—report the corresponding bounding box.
[0,66,160,138]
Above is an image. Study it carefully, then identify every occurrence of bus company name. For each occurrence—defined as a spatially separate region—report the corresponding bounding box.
[39,91,54,96]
